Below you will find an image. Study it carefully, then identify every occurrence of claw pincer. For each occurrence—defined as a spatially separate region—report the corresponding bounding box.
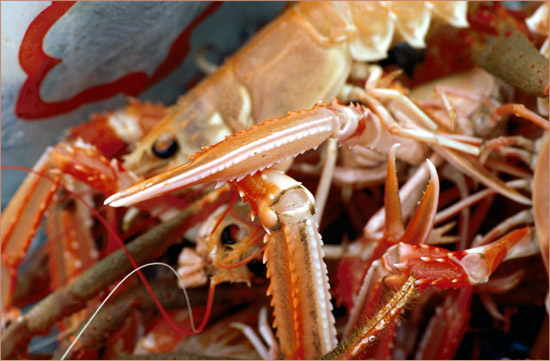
[382,227,531,290]
[104,100,368,208]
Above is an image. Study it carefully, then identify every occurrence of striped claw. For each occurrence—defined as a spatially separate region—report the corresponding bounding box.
[238,169,338,359]
[105,100,369,208]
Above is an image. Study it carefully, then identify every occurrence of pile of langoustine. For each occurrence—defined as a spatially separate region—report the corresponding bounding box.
[2,1,549,359]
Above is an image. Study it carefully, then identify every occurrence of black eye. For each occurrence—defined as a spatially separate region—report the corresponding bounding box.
[152,133,178,158]
[221,224,238,245]
[247,259,266,278]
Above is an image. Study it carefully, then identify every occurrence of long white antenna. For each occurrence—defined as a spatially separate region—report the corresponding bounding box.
[61,262,195,360]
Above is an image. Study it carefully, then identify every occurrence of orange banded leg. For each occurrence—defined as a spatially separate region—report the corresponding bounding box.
[1,153,60,311]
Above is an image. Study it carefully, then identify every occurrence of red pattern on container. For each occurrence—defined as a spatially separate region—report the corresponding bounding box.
[16,2,221,120]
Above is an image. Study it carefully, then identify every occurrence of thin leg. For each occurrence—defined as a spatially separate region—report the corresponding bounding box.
[314,138,338,225]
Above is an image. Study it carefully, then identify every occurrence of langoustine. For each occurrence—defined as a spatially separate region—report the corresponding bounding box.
[2,1,549,359]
